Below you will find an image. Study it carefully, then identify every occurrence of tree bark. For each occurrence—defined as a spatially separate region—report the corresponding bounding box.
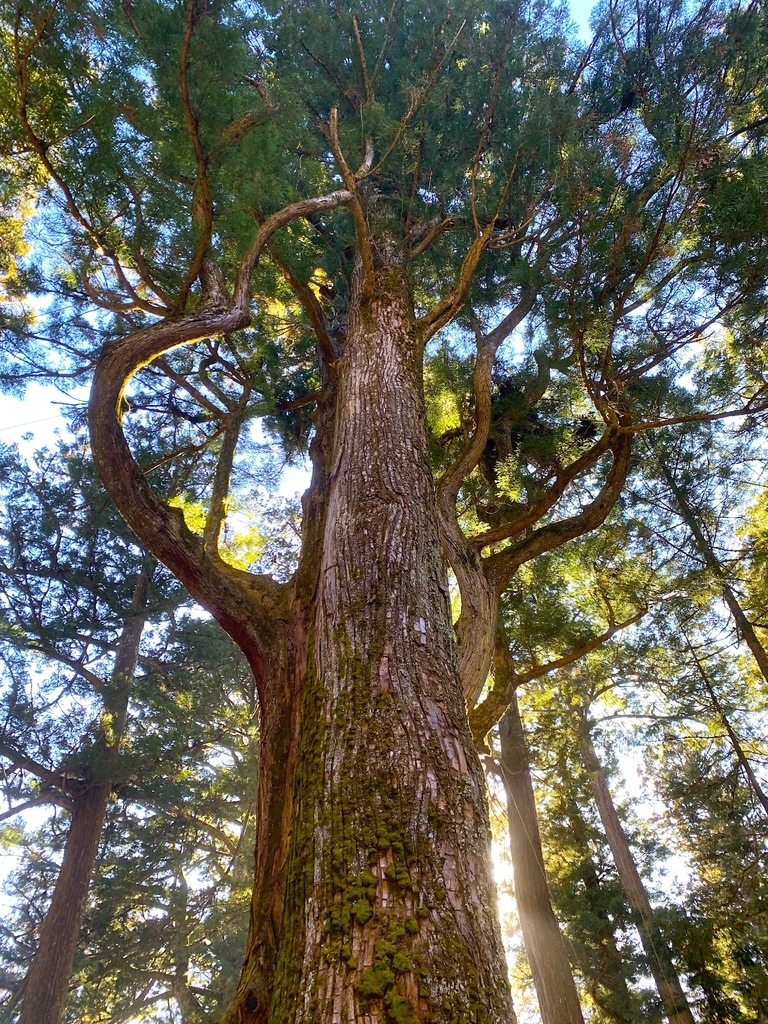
[498,693,585,1024]
[202,256,513,1023]
[265,258,511,1022]
[577,722,695,1024]
[17,584,148,1024]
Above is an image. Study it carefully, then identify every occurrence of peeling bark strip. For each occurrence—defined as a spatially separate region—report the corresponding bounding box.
[267,261,513,1022]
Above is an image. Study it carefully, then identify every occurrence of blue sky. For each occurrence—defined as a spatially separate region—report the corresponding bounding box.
[569,0,597,38]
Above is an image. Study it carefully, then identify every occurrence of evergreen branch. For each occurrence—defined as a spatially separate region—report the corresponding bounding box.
[234,189,356,308]
[416,221,495,342]
[470,606,646,746]
[371,0,401,85]
[13,639,106,692]
[361,14,465,183]
[0,791,74,822]
[328,108,375,297]
[485,431,633,591]
[268,251,336,363]
[0,739,75,793]
[437,290,539,506]
[203,386,251,559]
[409,216,454,256]
[469,427,616,552]
[12,10,167,316]
[177,0,215,309]
[351,14,372,106]
[211,93,277,160]
[140,425,228,476]
[154,357,231,420]
[626,396,768,434]
[469,14,517,235]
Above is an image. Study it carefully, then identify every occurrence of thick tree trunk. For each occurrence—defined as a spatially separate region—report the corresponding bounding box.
[226,258,514,1023]
[17,601,147,1024]
[498,695,585,1024]
[578,723,695,1024]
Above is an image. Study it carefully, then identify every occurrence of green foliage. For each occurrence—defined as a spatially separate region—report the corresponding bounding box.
[0,437,256,1023]
[2,0,768,1019]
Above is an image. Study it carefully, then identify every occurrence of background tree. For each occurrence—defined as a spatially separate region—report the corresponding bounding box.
[0,437,257,1024]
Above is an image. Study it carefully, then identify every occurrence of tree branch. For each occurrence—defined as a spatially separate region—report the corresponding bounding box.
[0,791,74,822]
[469,607,646,746]
[485,431,633,591]
[203,386,251,558]
[328,108,375,297]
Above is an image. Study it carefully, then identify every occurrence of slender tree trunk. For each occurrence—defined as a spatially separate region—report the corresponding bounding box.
[170,871,212,1024]
[498,693,585,1024]
[685,638,768,817]
[661,465,768,683]
[18,587,148,1024]
[577,722,695,1024]
[227,256,513,1023]
[561,798,638,1024]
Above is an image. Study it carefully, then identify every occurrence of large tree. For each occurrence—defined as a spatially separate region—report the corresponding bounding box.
[4,0,768,1020]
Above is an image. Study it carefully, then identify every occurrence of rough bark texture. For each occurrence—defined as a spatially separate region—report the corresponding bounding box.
[499,696,585,1024]
[92,254,514,1024]
[578,724,695,1024]
[17,600,147,1024]
[264,259,513,1023]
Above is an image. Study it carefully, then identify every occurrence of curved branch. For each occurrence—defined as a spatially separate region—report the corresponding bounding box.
[89,188,355,674]
[234,189,353,309]
[417,224,495,342]
[469,606,646,746]
[269,251,335,363]
[88,303,279,673]
[434,289,536,707]
[469,428,616,552]
[485,431,633,592]
[437,288,538,504]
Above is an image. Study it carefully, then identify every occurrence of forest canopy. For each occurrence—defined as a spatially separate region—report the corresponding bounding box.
[1,0,768,1023]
